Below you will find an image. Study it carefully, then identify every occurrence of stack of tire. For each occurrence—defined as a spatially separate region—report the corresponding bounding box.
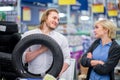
[0,21,21,80]
[0,21,64,80]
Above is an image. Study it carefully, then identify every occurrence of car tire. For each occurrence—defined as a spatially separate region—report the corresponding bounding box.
[0,21,18,33]
[12,34,63,78]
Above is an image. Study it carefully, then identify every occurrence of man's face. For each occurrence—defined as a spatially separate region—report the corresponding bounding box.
[45,11,59,30]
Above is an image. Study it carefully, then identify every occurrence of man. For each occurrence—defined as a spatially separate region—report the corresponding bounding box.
[22,8,71,78]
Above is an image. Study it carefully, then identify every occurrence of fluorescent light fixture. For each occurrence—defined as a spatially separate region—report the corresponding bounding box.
[0,6,14,11]
[98,14,105,20]
[98,17,105,20]
[59,13,66,18]
[80,16,89,20]
[110,19,114,22]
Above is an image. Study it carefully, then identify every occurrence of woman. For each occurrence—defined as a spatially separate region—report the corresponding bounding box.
[80,19,120,80]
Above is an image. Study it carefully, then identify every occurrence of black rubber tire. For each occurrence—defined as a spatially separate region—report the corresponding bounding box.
[9,33,21,53]
[0,52,18,80]
[0,21,18,33]
[0,33,21,53]
[0,52,13,72]
[0,34,12,46]
[12,34,63,78]
[0,34,12,52]
[0,52,11,61]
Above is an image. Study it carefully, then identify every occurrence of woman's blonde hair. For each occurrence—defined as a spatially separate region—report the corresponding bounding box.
[39,8,59,29]
[94,19,117,39]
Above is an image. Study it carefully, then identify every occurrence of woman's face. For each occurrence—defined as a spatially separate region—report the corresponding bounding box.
[94,24,107,38]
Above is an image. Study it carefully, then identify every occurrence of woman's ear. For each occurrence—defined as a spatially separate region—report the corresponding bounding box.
[104,28,109,34]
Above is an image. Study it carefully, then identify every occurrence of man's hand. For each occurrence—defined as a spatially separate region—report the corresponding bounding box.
[39,45,48,53]
[25,45,48,63]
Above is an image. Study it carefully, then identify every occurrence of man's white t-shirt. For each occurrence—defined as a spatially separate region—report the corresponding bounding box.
[22,28,71,74]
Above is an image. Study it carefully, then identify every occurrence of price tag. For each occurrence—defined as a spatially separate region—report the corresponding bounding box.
[0,25,6,32]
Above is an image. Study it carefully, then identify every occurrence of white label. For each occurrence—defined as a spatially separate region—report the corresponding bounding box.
[0,25,6,32]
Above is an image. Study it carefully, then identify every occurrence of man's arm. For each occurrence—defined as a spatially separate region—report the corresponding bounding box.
[58,36,71,78]
[25,45,48,62]
[58,62,69,77]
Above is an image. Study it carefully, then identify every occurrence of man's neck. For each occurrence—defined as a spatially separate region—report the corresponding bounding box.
[41,29,51,35]
[41,25,52,35]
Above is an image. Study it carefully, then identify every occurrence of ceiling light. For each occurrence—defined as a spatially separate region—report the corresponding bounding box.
[80,16,89,20]
[98,17,105,20]
[0,6,14,11]
[59,13,66,18]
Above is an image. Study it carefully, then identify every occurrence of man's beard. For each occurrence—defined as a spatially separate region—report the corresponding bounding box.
[46,23,55,30]
[48,26,55,30]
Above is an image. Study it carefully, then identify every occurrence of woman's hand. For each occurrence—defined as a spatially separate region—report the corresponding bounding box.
[91,60,104,66]
[86,52,104,66]
[87,52,92,59]
[98,60,104,65]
